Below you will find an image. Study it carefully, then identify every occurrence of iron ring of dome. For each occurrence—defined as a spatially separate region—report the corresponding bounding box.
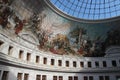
[44,0,120,23]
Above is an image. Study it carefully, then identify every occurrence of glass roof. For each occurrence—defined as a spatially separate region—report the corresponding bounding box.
[50,0,120,20]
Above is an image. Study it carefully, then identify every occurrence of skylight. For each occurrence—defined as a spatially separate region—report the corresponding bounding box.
[49,0,120,20]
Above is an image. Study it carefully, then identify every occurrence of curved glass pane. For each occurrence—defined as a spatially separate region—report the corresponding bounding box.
[50,0,120,20]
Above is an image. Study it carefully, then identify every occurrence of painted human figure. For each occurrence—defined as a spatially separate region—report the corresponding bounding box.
[77,46,84,55]
[31,13,46,32]
[15,20,26,34]
[0,5,13,28]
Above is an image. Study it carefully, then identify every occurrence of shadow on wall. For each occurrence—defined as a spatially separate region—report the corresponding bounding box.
[0,53,17,80]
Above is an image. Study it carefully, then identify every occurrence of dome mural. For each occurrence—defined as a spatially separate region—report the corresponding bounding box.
[0,0,120,57]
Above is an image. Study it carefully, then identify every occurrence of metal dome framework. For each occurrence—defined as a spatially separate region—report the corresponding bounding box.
[48,0,120,20]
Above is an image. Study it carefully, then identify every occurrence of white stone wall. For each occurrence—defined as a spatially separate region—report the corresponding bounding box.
[0,32,120,80]
[0,65,119,80]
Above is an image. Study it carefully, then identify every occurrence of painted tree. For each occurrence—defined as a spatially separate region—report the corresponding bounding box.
[70,25,87,47]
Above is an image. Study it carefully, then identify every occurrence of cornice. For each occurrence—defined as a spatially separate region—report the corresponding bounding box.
[0,53,120,73]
